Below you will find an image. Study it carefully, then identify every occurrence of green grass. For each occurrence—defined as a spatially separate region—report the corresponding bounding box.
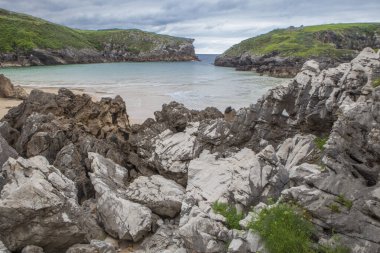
[248,203,315,253]
[211,201,244,230]
[222,23,380,59]
[372,78,380,88]
[328,203,341,213]
[0,8,190,54]
[336,195,353,210]
[314,137,328,151]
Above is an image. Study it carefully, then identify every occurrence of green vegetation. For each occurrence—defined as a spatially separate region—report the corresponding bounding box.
[328,203,341,213]
[336,195,353,210]
[248,203,315,253]
[211,201,244,230]
[0,8,189,53]
[248,203,351,253]
[314,136,328,151]
[372,78,380,88]
[222,23,380,59]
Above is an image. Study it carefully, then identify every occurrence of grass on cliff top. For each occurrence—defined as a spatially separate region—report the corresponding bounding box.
[0,8,190,53]
[222,23,380,59]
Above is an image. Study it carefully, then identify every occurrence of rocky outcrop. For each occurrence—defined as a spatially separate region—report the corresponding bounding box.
[0,156,86,253]
[0,74,27,100]
[0,48,379,252]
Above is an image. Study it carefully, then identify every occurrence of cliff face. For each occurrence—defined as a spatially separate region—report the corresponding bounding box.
[0,9,197,67]
[215,23,380,77]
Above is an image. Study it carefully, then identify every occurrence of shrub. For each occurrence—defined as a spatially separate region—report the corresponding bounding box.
[211,201,244,230]
[248,203,315,253]
[314,137,328,151]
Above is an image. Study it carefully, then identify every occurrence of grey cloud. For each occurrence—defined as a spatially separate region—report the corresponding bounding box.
[0,0,379,53]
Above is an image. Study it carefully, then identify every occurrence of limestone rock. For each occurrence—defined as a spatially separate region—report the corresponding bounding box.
[96,192,152,242]
[21,245,44,253]
[0,156,86,253]
[0,134,17,167]
[125,175,185,217]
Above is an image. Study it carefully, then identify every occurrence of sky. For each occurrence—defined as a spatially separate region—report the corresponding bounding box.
[1,0,380,54]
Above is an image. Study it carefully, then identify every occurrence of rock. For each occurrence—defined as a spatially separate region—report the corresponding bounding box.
[0,121,20,146]
[133,221,186,253]
[0,134,17,167]
[0,241,10,253]
[125,175,185,217]
[0,156,86,253]
[0,74,27,100]
[150,122,199,185]
[88,153,152,242]
[21,245,44,253]
[88,152,129,195]
[96,192,152,242]
[66,240,116,253]
[228,231,266,253]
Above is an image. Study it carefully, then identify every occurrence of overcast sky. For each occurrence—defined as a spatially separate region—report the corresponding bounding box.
[1,0,379,53]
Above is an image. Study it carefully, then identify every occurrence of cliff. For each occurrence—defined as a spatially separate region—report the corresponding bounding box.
[215,23,380,77]
[0,9,197,67]
[0,48,380,252]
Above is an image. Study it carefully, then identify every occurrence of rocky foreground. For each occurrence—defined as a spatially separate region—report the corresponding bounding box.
[0,48,379,253]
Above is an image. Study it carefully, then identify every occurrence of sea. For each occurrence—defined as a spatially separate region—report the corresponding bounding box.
[0,54,287,122]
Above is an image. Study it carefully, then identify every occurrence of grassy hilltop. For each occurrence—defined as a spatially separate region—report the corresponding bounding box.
[0,8,191,54]
[222,23,380,59]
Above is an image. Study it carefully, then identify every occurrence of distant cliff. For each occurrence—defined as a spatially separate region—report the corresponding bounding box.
[215,23,380,77]
[0,9,198,67]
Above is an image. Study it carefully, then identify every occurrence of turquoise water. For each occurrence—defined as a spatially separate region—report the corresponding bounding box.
[0,55,286,122]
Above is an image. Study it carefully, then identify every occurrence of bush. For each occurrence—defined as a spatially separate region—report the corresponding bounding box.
[211,201,244,230]
[336,195,353,210]
[248,203,315,253]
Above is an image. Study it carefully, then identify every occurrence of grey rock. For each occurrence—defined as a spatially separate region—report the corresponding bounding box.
[0,134,17,167]
[125,175,185,217]
[21,245,44,253]
[0,156,86,253]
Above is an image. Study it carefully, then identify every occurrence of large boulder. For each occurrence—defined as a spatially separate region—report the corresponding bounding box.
[0,156,86,253]
[125,175,185,217]
[0,74,27,100]
[88,153,153,242]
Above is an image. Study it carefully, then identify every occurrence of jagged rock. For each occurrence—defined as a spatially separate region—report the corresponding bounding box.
[96,192,152,241]
[0,121,20,146]
[133,221,186,253]
[179,205,229,253]
[0,74,27,100]
[0,134,17,167]
[125,175,185,217]
[0,156,86,253]
[66,240,115,253]
[228,231,266,253]
[88,152,129,195]
[80,199,107,241]
[282,78,380,252]
[21,245,44,253]
[0,241,10,253]
[88,153,152,242]
[150,122,199,185]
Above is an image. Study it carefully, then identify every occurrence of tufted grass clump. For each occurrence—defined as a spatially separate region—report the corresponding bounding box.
[248,203,315,253]
[212,201,244,230]
[336,194,353,210]
[372,78,380,88]
[314,136,328,151]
